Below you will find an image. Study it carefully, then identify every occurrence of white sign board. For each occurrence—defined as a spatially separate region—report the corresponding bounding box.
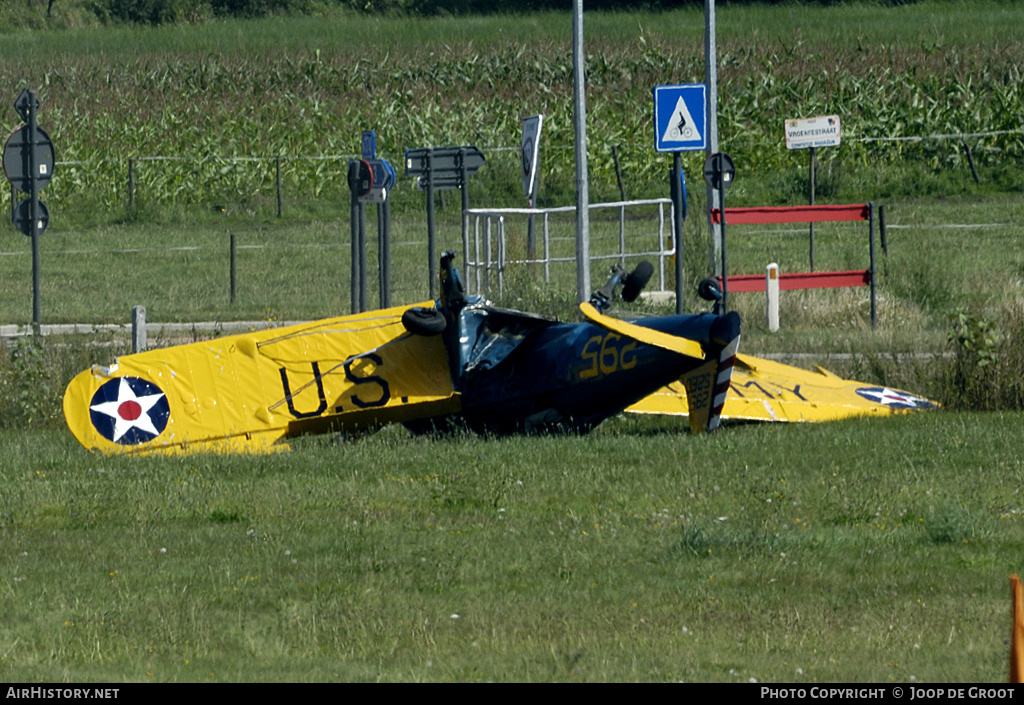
[785,115,841,150]
[521,114,543,203]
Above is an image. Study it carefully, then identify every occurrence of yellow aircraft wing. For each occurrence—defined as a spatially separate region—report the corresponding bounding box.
[627,352,938,423]
[63,302,459,455]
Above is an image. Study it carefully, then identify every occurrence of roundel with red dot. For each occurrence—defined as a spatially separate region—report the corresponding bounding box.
[89,377,170,445]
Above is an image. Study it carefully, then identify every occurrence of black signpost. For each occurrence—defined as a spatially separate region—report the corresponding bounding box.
[347,131,396,314]
[405,145,485,299]
[3,89,55,334]
[702,152,735,313]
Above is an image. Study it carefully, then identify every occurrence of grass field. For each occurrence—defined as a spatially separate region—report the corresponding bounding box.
[2,1,1024,683]
[3,412,1023,682]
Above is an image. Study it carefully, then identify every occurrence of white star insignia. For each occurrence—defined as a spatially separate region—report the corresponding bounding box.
[858,387,928,408]
[90,377,167,442]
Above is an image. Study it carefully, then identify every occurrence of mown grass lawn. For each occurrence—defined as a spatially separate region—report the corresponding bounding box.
[2,409,1022,682]
[2,0,1024,683]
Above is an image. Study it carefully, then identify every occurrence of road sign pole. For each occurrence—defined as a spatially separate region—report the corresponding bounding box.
[378,199,391,309]
[869,201,877,330]
[347,159,361,315]
[809,146,816,271]
[716,154,729,313]
[572,0,591,304]
[527,207,536,263]
[28,90,41,335]
[459,148,472,295]
[672,152,685,314]
[404,144,483,296]
[350,193,361,315]
[704,152,734,314]
[358,197,368,313]
[705,0,722,277]
[426,149,437,300]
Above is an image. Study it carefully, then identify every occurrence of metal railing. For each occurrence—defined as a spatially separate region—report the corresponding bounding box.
[462,198,675,298]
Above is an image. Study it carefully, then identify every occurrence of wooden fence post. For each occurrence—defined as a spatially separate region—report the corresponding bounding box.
[131,305,146,353]
[230,232,237,304]
[128,158,135,211]
[276,156,283,217]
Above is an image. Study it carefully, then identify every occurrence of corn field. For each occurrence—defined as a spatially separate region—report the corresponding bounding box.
[2,5,1023,221]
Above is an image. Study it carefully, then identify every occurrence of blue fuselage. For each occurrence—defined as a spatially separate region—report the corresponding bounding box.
[452,308,721,433]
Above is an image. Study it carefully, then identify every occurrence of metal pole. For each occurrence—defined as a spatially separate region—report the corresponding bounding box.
[543,213,551,284]
[28,89,41,335]
[474,215,482,294]
[618,203,626,266]
[717,154,729,314]
[460,147,471,291]
[527,204,536,264]
[350,194,361,315]
[879,203,888,256]
[673,152,685,314]
[809,146,816,271]
[498,216,506,296]
[572,0,591,302]
[483,217,492,296]
[869,201,877,330]
[426,149,437,300]
[462,199,472,295]
[705,0,722,276]
[358,199,368,312]
[378,199,391,309]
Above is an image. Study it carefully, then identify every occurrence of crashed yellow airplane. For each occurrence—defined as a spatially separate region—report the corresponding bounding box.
[63,256,937,455]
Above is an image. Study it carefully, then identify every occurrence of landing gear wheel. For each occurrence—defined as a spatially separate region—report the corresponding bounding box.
[697,277,723,302]
[401,307,447,336]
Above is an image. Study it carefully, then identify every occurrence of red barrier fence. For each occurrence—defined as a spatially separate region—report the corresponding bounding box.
[711,203,877,328]
[710,204,871,226]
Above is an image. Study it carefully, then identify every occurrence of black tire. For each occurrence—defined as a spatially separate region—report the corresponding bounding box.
[697,277,723,302]
[401,307,447,336]
[621,260,654,302]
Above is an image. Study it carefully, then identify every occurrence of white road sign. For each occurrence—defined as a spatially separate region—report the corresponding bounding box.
[785,115,841,150]
[521,114,543,202]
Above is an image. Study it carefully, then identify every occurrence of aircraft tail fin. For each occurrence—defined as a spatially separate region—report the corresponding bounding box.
[681,312,741,433]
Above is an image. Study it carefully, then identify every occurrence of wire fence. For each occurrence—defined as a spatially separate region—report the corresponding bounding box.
[18,125,1021,223]
[2,124,1021,327]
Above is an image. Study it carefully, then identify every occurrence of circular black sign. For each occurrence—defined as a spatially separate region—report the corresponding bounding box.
[3,125,55,194]
[702,152,736,190]
[13,198,49,238]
